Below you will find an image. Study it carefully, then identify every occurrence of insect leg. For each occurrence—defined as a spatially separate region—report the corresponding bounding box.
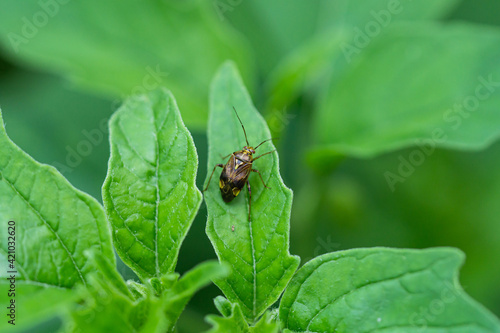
[219,153,231,160]
[251,168,271,189]
[247,180,252,222]
[252,150,276,161]
[203,164,224,192]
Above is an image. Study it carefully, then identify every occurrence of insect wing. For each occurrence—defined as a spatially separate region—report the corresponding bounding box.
[219,154,250,202]
[231,161,251,189]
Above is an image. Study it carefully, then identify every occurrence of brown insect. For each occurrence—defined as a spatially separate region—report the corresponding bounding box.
[204,107,275,222]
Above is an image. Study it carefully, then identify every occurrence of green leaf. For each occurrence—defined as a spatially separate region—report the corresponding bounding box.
[0,70,113,200]
[0,109,114,328]
[205,302,279,333]
[225,0,457,79]
[251,311,280,333]
[163,261,229,331]
[280,247,500,333]
[69,253,164,333]
[265,0,460,113]
[205,62,300,322]
[312,23,500,159]
[264,31,348,118]
[0,0,252,129]
[214,296,233,318]
[206,303,249,333]
[69,252,168,333]
[317,0,459,31]
[349,141,500,311]
[69,260,226,333]
[126,281,147,299]
[102,88,202,281]
[85,250,134,300]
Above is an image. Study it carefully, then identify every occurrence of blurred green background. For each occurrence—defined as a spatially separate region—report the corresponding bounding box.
[1,0,500,331]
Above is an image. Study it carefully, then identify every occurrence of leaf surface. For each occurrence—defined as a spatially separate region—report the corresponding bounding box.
[163,261,229,332]
[312,23,500,159]
[0,280,75,332]
[205,62,300,322]
[265,0,460,113]
[280,248,500,332]
[0,0,251,129]
[205,302,279,333]
[0,108,114,329]
[103,88,202,281]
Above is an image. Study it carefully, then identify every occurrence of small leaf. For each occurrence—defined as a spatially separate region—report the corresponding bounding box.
[265,0,460,113]
[205,62,300,322]
[222,0,325,74]
[280,247,500,332]
[0,109,114,328]
[206,302,279,333]
[0,281,75,332]
[313,23,500,159]
[163,261,229,332]
[85,250,134,300]
[128,280,149,300]
[103,88,202,281]
[70,260,226,333]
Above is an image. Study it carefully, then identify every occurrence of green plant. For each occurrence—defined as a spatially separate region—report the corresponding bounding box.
[1,62,499,332]
[0,78,226,333]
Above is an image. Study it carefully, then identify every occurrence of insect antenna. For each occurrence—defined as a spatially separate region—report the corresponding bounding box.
[233,107,250,147]
[255,137,279,150]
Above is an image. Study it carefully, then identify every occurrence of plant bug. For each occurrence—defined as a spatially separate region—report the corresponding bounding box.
[204,107,275,222]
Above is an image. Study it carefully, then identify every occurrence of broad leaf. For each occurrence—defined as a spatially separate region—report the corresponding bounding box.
[0,0,252,129]
[222,0,324,74]
[280,248,500,332]
[0,109,114,328]
[312,23,500,159]
[265,0,459,113]
[103,88,202,281]
[205,62,300,322]
[316,0,458,32]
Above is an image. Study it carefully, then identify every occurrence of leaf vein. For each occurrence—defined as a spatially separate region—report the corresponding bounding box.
[0,169,86,286]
